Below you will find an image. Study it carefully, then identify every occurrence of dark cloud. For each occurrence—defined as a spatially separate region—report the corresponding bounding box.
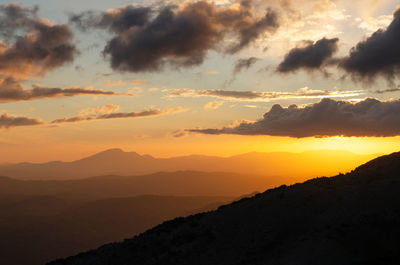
[189,98,400,137]
[227,8,279,54]
[339,8,400,84]
[0,113,43,129]
[233,57,260,75]
[0,3,38,39]
[70,1,280,72]
[0,3,77,80]
[277,37,339,73]
[69,6,152,33]
[0,78,129,103]
[51,108,183,124]
[164,87,362,101]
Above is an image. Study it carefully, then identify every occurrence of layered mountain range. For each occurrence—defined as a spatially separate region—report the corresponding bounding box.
[49,152,400,265]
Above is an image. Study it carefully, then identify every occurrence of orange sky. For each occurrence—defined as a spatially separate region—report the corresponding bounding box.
[1,1,400,164]
[0,126,398,163]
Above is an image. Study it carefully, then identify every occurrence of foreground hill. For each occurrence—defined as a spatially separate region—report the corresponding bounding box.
[0,149,377,180]
[49,152,400,265]
[0,195,232,265]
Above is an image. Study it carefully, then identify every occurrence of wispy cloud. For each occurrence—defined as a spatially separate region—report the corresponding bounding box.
[204,101,224,110]
[78,104,120,116]
[203,71,219,75]
[51,106,186,124]
[373,87,400,94]
[105,80,147,86]
[0,78,133,103]
[164,87,363,102]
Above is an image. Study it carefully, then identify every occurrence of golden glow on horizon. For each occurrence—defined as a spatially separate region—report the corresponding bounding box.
[1,133,399,163]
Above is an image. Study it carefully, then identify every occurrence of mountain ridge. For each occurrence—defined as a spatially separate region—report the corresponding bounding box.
[0,149,380,180]
[48,151,400,265]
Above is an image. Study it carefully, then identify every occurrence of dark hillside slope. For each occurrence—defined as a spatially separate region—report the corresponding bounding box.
[49,152,400,265]
[0,195,232,265]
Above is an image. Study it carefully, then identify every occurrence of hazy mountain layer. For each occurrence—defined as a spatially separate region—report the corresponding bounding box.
[49,152,400,265]
[0,171,289,199]
[0,149,378,180]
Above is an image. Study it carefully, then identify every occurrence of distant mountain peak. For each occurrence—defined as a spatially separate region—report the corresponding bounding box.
[98,148,125,154]
[87,148,138,158]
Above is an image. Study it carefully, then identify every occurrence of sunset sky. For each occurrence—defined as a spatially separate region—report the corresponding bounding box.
[1,0,400,162]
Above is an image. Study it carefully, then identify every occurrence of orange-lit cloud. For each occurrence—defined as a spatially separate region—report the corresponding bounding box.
[105,80,147,86]
[78,104,120,116]
[204,101,224,110]
[203,71,220,75]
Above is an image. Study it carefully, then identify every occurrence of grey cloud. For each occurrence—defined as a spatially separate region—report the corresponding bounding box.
[0,3,38,39]
[0,113,43,129]
[189,98,400,138]
[234,57,260,75]
[277,37,339,73]
[373,87,400,94]
[69,6,152,33]
[0,3,77,79]
[227,8,279,54]
[339,8,400,84]
[70,1,280,72]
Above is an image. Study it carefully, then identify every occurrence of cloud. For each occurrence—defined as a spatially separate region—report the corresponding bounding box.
[226,7,280,54]
[69,6,152,33]
[204,101,224,110]
[0,78,130,103]
[277,37,339,73]
[0,3,77,80]
[164,87,363,101]
[106,80,147,86]
[189,97,400,138]
[203,71,219,75]
[78,104,120,116]
[233,57,259,75]
[0,113,43,129]
[51,107,185,124]
[339,8,400,84]
[225,56,260,85]
[70,1,280,72]
[373,87,400,94]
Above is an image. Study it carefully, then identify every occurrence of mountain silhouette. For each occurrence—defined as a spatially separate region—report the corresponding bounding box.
[0,149,377,180]
[0,171,288,199]
[48,152,400,265]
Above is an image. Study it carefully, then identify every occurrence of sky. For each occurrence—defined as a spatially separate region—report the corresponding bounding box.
[0,0,400,162]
